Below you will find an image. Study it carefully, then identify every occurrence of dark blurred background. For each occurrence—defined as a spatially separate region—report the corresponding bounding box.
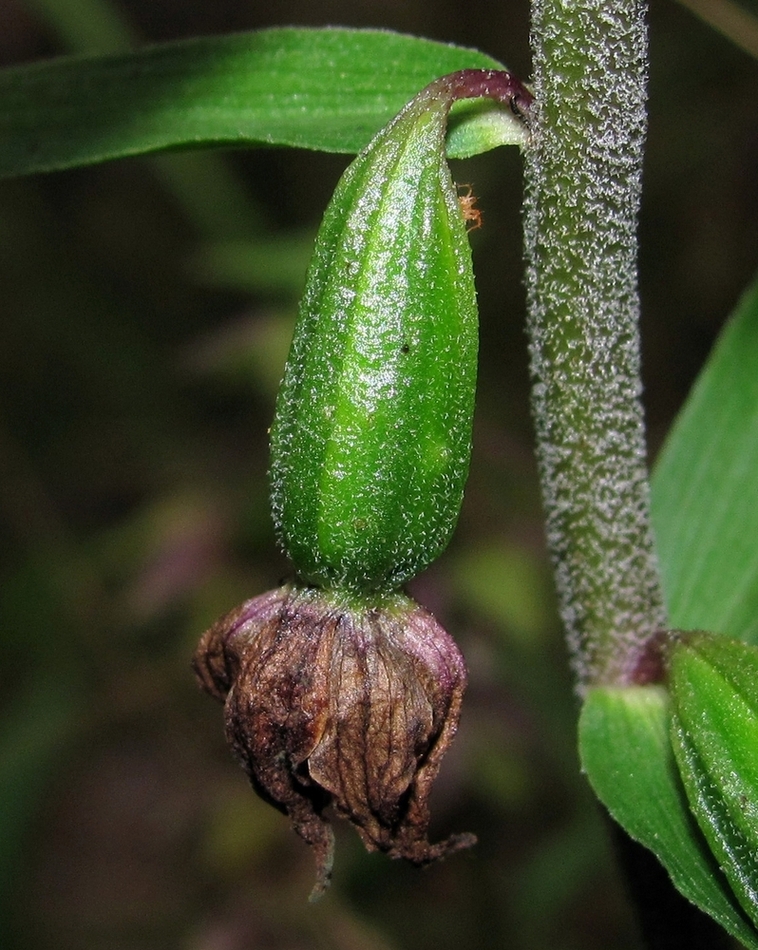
[1,1,757,948]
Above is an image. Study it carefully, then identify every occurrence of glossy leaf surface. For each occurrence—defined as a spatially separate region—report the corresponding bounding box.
[669,632,758,927]
[579,685,758,949]
[0,27,525,179]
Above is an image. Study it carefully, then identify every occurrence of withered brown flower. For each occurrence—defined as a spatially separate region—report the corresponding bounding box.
[193,582,475,897]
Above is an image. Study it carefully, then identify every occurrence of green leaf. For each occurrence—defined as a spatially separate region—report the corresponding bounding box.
[579,685,758,949]
[651,272,758,644]
[0,27,526,180]
[669,632,758,928]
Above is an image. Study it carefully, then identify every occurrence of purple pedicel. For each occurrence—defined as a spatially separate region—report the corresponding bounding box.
[422,67,534,123]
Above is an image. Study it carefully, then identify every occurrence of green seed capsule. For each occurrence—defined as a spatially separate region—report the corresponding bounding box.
[270,70,531,592]
[269,83,478,592]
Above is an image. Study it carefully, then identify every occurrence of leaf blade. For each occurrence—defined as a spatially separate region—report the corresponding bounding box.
[0,27,525,179]
[651,272,758,644]
[579,685,758,949]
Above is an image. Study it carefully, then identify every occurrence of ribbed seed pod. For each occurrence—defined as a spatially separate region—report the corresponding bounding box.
[269,83,478,592]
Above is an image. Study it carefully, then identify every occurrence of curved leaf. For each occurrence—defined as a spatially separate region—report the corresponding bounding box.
[0,27,526,179]
[651,271,758,643]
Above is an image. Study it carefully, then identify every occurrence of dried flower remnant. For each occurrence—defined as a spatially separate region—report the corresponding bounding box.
[193,583,475,897]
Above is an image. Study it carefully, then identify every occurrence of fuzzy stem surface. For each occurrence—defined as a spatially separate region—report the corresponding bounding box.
[523,0,667,690]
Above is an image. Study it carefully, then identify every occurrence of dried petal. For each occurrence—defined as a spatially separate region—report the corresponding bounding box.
[193,583,474,896]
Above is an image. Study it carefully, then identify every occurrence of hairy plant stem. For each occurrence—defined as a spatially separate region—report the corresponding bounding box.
[523,0,667,691]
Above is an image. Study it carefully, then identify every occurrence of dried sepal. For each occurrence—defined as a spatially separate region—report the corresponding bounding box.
[193,583,474,897]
